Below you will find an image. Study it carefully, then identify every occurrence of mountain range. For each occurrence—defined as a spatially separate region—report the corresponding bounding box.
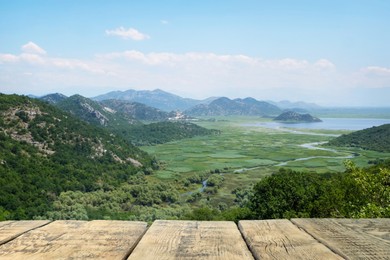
[39,93,216,146]
[37,88,325,119]
[93,89,216,112]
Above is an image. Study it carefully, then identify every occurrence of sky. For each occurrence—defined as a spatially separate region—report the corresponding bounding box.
[1,0,390,106]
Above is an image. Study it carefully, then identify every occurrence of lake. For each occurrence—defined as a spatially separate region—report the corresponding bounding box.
[251,118,390,131]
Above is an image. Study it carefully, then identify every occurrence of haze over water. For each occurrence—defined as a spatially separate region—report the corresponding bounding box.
[255,118,390,131]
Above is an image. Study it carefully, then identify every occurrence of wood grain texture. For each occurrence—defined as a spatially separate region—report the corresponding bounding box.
[0,220,147,260]
[128,220,254,260]
[291,218,390,259]
[239,220,342,260]
[0,220,50,245]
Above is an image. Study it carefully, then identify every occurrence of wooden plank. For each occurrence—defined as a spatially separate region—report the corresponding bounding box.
[338,218,390,242]
[291,218,390,259]
[0,220,147,260]
[128,220,254,259]
[0,220,50,245]
[239,220,342,260]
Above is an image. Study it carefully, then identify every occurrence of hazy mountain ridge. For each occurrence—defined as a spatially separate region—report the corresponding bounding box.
[93,89,215,112]
[185,97,281,116]
[270,100,321,110]
[37,89,390,119]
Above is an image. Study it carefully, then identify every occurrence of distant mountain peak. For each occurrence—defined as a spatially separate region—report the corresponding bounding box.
[93,89,214,112]
[39,93,68,104]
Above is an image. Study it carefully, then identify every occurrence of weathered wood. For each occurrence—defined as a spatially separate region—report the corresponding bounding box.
[239,220,342,260]
[0,220,147,260]
[0,220,50,245]
[291,218,390,259]
[128,220,254,260]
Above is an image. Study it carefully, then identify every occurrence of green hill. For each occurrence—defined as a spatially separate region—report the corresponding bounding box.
[128,121,221,146]
[55,95,217,146]
[185,97,281,116]
[328,124,390,152]
[0,94,155,219]
[274,111,322,123]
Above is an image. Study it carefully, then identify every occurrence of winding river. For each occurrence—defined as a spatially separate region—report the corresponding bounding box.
[185,118,387,194]
[275,141,356,167]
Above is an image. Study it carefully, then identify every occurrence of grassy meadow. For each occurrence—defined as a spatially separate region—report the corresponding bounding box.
[141,116,390,207]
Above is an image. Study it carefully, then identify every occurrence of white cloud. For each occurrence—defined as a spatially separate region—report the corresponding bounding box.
[363,66,390,75]
[2,45,390,106]
[21,42,46,55]
[314,59,335,70]
[20,53,46,64]
[105,27,150,40]
[160,20,169,25]
[0,54,19,63]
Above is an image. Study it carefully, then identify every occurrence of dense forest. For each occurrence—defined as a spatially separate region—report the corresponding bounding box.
[328,124,390,152]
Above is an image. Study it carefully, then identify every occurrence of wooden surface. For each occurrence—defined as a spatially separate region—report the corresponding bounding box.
[0,219,389,259]
[0,220,147,260]
[291,218,390,259]
[239,219,342,260]
[128,220,254,260]
[0,220,50,245]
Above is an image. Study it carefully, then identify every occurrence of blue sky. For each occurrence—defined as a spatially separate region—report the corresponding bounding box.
[1,0,390,106]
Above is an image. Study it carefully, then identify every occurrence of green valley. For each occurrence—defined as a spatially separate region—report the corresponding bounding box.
[1,95,389,221]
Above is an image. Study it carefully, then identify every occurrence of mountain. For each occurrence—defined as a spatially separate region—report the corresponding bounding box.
[274,111,322,122]
[0,94,154,219]
[100,99,191,121]
[40,93,68,104]
[56,94,139,127]
[185,97,281,116]
[270,100,321,111]
[93,89,214,112]
[327,124,390,152]
[54,95,216,146]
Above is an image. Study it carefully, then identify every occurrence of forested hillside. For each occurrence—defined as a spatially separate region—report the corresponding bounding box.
[0,94,155,219]
[100,99,171,121]
[127,121,220,146]
[328,124,390,152]
[53,95,216,146]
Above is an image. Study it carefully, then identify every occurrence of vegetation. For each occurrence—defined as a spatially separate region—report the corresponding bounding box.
[249,160,390,219]
[185,97,281,116]
[54,95,218,146]
[1,95,389,221]
[0,94,155,220]
[274,111,322,123]
[126,121,220,146]
[328,124,390,152]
